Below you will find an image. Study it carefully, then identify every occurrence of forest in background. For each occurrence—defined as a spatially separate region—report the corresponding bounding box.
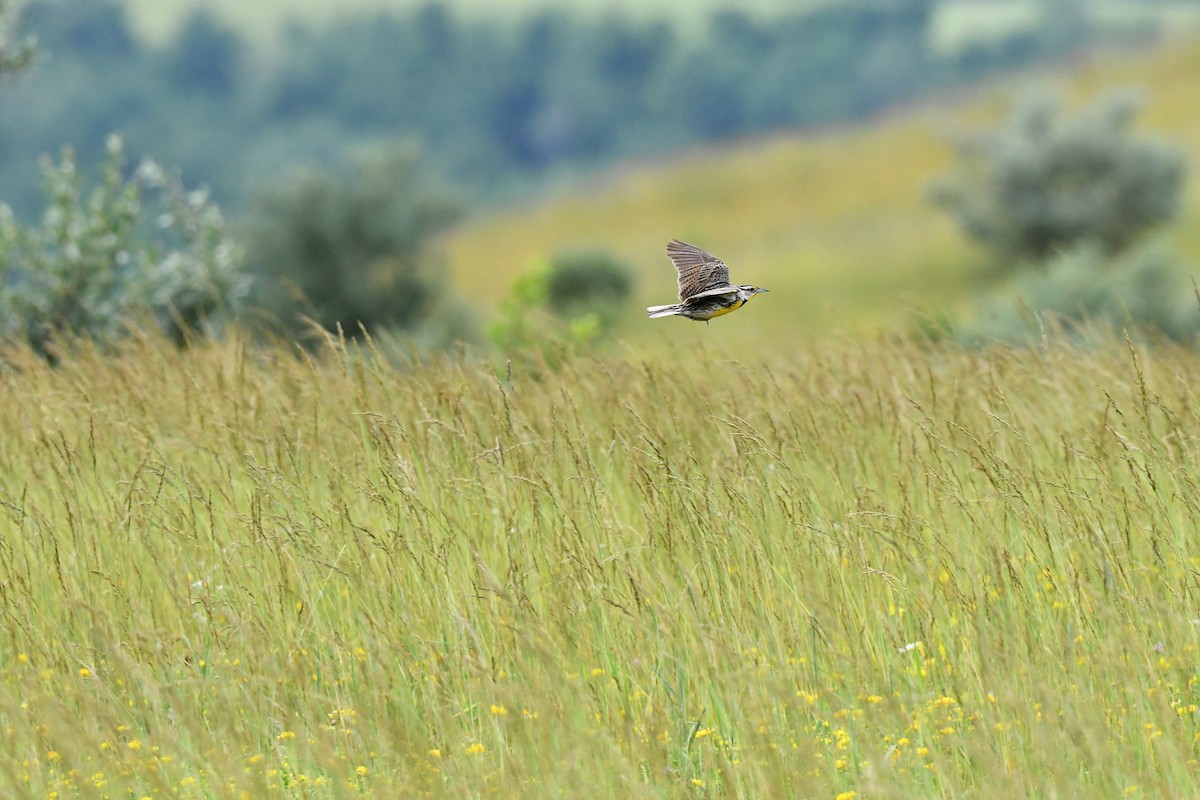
[1,0,1100,218]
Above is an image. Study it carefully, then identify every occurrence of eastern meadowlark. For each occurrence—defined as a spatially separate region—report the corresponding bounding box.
[647,239,769,323]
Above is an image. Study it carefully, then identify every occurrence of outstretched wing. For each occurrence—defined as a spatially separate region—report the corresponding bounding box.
[667,239,732,301]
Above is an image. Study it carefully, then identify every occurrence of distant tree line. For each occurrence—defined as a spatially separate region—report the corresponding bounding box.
[0,0,1092,218]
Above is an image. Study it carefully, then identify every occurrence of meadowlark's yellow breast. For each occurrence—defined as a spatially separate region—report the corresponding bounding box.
[702,297,746,320]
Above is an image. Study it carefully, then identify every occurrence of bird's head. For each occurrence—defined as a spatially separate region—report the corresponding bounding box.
[740,285,769,297]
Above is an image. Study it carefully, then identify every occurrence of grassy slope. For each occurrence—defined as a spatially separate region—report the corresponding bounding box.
[445,40,1200,351]
[448,120,976,350]
[4,332,1200,797]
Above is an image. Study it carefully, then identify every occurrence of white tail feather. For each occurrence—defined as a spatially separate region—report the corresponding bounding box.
[647,304,682,318]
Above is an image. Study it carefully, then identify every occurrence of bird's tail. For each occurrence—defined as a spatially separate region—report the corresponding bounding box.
[647,304,683,319]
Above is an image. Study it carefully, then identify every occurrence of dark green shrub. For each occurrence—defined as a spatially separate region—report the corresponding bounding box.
[241,143,471,346]
[931,91,1185,265]
[544,249,633,319]
[488,248,633,361]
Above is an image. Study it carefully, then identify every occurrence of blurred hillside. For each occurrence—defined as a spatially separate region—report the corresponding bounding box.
[444,39,1200,350]
[0,0,1103,219]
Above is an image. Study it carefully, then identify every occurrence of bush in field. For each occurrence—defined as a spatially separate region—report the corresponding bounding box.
[931,91,1185,265]
[242,143,473,347]
[488,248,633,358]
[544,249,632,322]
[0,134,248,358]
[956,239,1199,344]
[930,90,1194,345]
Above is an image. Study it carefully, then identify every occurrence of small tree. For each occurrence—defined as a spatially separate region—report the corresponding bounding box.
[544,249,632,322]
[242,143,466,342]
[931,91,1185,265]
[0,134,248,357]
[488,248,633,359]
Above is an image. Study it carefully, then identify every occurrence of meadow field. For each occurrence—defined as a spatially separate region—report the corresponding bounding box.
[9,10,1200,798]
[3,329,1200,798]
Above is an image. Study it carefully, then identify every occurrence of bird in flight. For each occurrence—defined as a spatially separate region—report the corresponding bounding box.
[647,239,769,323]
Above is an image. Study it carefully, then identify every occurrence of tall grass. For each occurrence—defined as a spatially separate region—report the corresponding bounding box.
[2,330,1200,797]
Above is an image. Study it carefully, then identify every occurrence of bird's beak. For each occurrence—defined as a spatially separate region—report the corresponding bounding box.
[758,287,770,294]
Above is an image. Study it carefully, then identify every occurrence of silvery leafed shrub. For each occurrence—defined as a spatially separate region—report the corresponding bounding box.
[0,134,249,358]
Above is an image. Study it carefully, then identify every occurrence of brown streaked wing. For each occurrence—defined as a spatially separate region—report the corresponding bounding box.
[667,239,731,301]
